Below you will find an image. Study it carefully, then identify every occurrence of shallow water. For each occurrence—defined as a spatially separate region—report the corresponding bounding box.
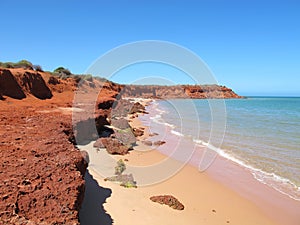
[145,97,300,201]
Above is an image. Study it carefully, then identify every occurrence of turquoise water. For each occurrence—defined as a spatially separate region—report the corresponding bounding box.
[149,97,300,200]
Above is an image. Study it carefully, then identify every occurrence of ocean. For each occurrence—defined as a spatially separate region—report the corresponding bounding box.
[144,97,300,201]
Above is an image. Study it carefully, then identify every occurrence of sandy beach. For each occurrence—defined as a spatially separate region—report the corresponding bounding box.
[78,99,287,225]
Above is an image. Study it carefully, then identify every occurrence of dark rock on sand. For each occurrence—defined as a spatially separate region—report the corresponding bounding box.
[129,102,146,114]
[142,140,153,146]
[150,195,184,210]
[133,127,144,137]
[101,137,130,155]
[114,128,136,148]
[93,138,105,148]
[153,140,166,146]
[111,118,131,129]
[111,99,146,117]
[105,174,137,188]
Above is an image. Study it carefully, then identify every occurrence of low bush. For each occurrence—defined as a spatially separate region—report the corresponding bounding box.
[33,65,43,72]
[53,66,71,76]
[115,159,126,175]
[15,60,33,70]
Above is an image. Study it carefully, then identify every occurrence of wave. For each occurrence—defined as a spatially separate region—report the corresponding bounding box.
[149,105,176,129]
[193,137,300,201]
[170,130,184,137]
[148,99,300,202]
[193,138,209,146]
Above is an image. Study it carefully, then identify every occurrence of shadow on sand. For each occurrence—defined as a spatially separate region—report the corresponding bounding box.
[79,170,113,225]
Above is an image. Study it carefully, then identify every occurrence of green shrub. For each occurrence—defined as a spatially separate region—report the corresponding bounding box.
[83,74,93,82]
[120,180,137,188]
[15,60,33,70]
[53,67,71,76]
[104,174,137,188]
[0,62,15,68]
[94,77,108,82]
[33,65,43,72]
[115,159,126,175]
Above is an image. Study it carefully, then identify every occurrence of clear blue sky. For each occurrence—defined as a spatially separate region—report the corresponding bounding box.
[1,0,299,96]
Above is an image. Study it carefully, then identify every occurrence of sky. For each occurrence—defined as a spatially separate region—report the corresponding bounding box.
[0,0,299,96]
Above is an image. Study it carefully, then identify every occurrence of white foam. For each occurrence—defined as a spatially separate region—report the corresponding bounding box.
[150,114,176,129]
[193,139,300,201]
[170,130,184,137]
[150,114,162,120]
[146,99,300,201]
[193,138,209,146]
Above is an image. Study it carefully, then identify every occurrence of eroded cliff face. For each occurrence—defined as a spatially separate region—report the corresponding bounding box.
[0,68,125,224]
[119,84,242,99]
[0,69,102,224]
[0,69,53,100]
[0,109,87,224]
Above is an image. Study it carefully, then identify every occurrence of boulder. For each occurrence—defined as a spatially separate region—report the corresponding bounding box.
[129,102,145,114]
[142,140,152,146]
[93,138,105,148]
[101,137,130,155]
[114,128,136,147]
[150,195,184,210]
[153,140,166,146]
[111,118,131,129]
[133,128,144,137]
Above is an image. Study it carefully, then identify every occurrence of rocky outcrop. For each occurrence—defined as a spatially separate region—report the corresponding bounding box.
[0,107,87,224]
[93,138,105,148]
[120,84,242,99]
[73,116,111,145]
[130,102,146,113]
[0,68,52,100]
[133,127,144,137]
[110,99,146,118]
[100,138,130,155]
[153,140,166,146]
[150,195,184,210]
[21,71,53,99]
[97,97,115,110]
[0,69,26,99]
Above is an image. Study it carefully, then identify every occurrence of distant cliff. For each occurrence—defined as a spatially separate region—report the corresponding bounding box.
[119,84,242,99]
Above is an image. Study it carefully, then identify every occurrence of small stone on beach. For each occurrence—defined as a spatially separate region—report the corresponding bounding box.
[150,195,184,210]
[142,140,152,146]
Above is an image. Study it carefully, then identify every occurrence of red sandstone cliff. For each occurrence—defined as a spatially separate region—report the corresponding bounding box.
[119,84,242,99]
[0,68,120,224]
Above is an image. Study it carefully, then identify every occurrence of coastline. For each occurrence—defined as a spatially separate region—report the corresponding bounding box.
[143,99,300,225]
[78,99,284,225]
